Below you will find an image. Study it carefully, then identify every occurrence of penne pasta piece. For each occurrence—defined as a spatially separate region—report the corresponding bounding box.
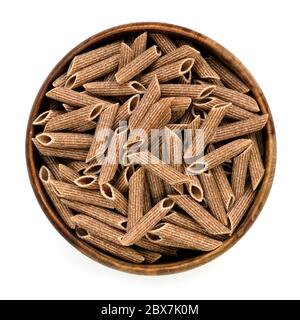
[86,104,118,162]
[248,133,265,190]
[119,42,134,69]
[75,175,99,190]
[168,194,230,235]
[39,166,75,228]
[160,84,215,99]
[186,174,203,202]
[145,169,166,204]
[50,179,114,209]
[150,45,199,70]
[131,32,148,57]
[231,145,252,199]
[33,138,88,161]
[213,86,260,112]
[211,114,269,143]
[83,81,145,96]
[100,183,128,215]
[135,237,178,256]
[114,165,135,194]
[228,184,256,232]
[83,159,102,175]
[139,58,195,86]
[67,41,121,76]
[129,151,192,187]
[129,75,161,129]
[149,33,177,53]
[134,247,162,263]
[193,53,220,79]
[127,167,145,230]
[112,95,140,130]
[65,54,120,89]
[58,163,80,184]
[193,96,257,121]
[36,132,93,149]
[121,198,174,246]
[206,56,250,93]
[199,171,228,225]
[45,104,102,132]
[169,97,192,113]
[46,87,109,107]
[76,228,144,264]
[41,156,61,180]
[149,223,222,251]
[52,72,68,87]
[33,109,64,126]
[144,176,152,213]
[115,46,161,84]
[72,214,124,244]
[61,199,127,230]
[187,139,252,175]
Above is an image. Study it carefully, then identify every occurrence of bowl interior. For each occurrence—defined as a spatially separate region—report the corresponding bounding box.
[26,22,276,275]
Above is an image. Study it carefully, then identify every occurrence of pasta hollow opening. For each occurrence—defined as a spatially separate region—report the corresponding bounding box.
[180,59,194,74]
[76,227,88,237]
[65,75,76,88]
[37,133,52,145]
[101,184,113,198]
[162,198,174,208]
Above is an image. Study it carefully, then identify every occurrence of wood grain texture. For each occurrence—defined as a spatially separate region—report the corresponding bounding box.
[26,22,276,275]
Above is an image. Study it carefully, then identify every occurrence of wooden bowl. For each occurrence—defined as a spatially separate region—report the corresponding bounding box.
[26,22,276,275]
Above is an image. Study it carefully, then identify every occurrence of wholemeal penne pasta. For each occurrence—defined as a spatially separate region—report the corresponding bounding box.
[39,166,75,228]
[232,145,252,199]
[248,133,265,190]
[58,163,80,184]
[193,96,257,120]
[100,183,128,215]
[213,86,259,112]
[41,156,61,180]
[63,160,87,174]
[61,199,127,230]
[115,46,161,84]
[160,84,215,99]
[150,45,199,70]
[114,165,135,194]
[83,81,145,96]
[75,175,99,190]
[46,87,109,107]
[127,167,145,230]
[143,177,152,213]
[112,95,140,130]
[50,179,114,209]
[76,228,144,264]
[169,194,230,235]
[187,139,252,175]
[67,41,121,76]
[169,97,192,113]
[121,198,174,246]
[135,237,178,256]
[206,56,249,93]
[86,104,118,162]
[83,159,102,175]
[72,214,123,244]
[211,114,269,143]
[186,174,203,202]
[119,42,134,69]
[36,132,93,149]
[193,53,220,79]
[129,75,161,129]
[149,223,222,251]
[52,72,68,87]
[149,33,177,53]
[145,169,166,204]
[228,184,256,232]
[33,109,64,126]
[199,171,228,225]
[33,138,88,161]
[65,54,120,89]
[129,151,192,188]
[131,32,148,58]
[134,247,162,263]
[139,58,195,86]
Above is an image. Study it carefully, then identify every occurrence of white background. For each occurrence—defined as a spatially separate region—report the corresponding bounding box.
[0,0,299,300]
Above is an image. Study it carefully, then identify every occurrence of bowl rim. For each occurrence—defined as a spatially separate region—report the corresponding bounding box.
[26,22,276,275]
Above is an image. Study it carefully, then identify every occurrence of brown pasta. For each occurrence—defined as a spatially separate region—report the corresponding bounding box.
[193,53,220,79]
[206,56,250,93]
[145,169,166,204]
[33,109,64,126]
[114,165,135,194]
[63,160,87,174]
[119,42,134,69]
[100,183,128,215]
[121,198,174,246]
[160,84,215,99]
[83,81,145,96]
[75,175,99,190]
[41,156,61,180]
[115,46,161,84]
[169,97,192,113]
[149,33,177,53]
[61,199,127,230]
[127,167,145,230]
[58,163,80,183]
[134,247,162,263]
[52,72,68,87]
[131,32,148,57]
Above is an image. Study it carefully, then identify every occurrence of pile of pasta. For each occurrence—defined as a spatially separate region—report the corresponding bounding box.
[33,32,268,264]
